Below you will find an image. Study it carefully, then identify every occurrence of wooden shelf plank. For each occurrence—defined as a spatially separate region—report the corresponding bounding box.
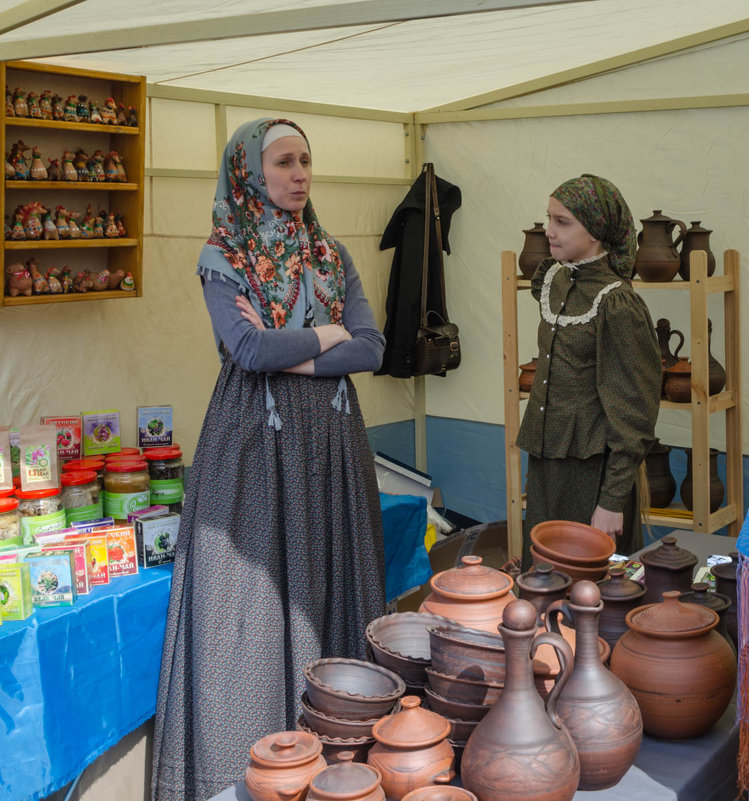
[6,181,138,191]
[5,118,139,135]
[5,238,137,250]
[3,290,137,306]
[6,60,143,83]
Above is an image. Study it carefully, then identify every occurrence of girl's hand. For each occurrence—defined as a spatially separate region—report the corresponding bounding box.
[235,295,264,330]
[591,505,624,540]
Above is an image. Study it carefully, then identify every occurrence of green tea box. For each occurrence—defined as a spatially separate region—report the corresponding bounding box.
[0,562,33,620]
[42,540,92,594]
[81,409,121,457]
[26,551,77,606]
[135,511,180,568]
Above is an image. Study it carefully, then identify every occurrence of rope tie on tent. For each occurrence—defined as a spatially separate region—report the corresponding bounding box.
[331,376,350,415]
[265,375,282,430]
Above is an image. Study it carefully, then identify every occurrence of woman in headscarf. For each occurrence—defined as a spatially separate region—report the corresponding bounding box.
[152,118,386,801]
[516,174,662,569]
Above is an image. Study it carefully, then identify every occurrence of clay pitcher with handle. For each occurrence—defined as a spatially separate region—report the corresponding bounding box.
[545,581,643,791]
[634,210,686,282]
[461,599,580,801]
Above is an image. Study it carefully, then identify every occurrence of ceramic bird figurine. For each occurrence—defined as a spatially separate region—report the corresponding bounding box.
[55,205,70,239]
[127,105,138,127]
[104,152,118,182]
[42,208,59,240]
[60,266,73,293]
[10,140,31,180]
[22,202,44,240]
[5,87,14,117]
[27,92,42,119]
[110,150,127,182]
[46,267,62,294]
[27,258,48,294]
[90,150,106,182]
[63,95,78,122]
[73,269,94,293]
[5,263,32,297]
[68,210,81,239]
[11,209,25,240]
[107,268,125,289]
[116,102,127,126]
[47,158,61,181]
[93,213,105,238]
[92,267,110,290]
[12,87,28,117]
[79,205,95,239]
[74,149,90,181]
[61,150,77,181]
[101,97,117,125]
[76,95,90,122]
[120,272,135,291]
[114,212,127,237]
[89,99,103,124]
[52,94,64,120]
[30,146,48,180]
[39,90,53,120]
[105,212,119,238]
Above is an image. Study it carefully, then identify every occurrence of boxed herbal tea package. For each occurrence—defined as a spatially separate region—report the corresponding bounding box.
[105,525,138,578]
[42,539,92,594]
[26,551,77,606]
[0,562,33,620]
[0,426,12,491]
[137,406,173,448]
[40,416,82,460]
[63,532,109,586]
[81,409,121,457]
[19,425,60,491]
[135,510,180,568]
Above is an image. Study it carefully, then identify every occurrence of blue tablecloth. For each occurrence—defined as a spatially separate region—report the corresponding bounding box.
[0,493,428,801]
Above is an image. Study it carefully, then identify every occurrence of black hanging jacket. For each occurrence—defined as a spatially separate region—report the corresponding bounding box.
[376,169,462,378]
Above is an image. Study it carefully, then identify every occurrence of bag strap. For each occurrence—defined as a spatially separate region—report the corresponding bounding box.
[419,163,449,327]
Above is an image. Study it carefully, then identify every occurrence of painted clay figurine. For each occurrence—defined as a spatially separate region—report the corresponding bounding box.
[43,208,59,240]
[46,267,62,294]
[107,268,125,289]
[68,210,81,239]
[93,213,105,238]
[79,205,95,238]
[11,209,25,240]
[39,90,53,120]
[104,152,118,181]
[90,150,106,182]
[105,212,119,238]
[22,202,44,240]
[30,146,48,180]
[10,140,31,180]
[61,150,77,181]
[5,263,32,297]
[55,205,70,239]
[92,267,110,290]
[5,87,14,117]
[73,269,94,293]
[52,94,64,121]
[27,92,42,119]
[109,150,127,182]
[47,158,61,181]
[77,95,90,122]
[89,99,103,124]
[5,158,15,180]
[114,212,126,237]
[27,258,48,294]
[63,95,78,122]
[127,105,138,127]
[120,272,135,291]
[60,266,73,293]
[101,97,117,125]
[12,87,28,117]
[74,149,90,181]
[116,103,127,126]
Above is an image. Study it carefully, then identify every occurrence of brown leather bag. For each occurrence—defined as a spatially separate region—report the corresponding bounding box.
[412,163,461,377]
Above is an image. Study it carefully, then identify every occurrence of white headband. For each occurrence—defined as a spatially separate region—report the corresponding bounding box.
[261,124,305,152]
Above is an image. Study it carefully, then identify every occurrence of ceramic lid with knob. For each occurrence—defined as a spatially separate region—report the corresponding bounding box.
[712,552,738,582]
[679,582,731,614]
[371,696,451,748]
[430,556,513,599]
[639,536,698,572]
[516,562,571,595]
[310,752,381,795]
[597,567,646,601]
[251,731,323,767]
[626,591,718,638]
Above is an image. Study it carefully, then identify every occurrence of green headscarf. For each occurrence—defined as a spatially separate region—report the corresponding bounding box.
[551,174,636,278]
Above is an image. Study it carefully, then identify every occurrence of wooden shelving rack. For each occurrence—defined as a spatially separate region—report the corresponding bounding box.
[502,249,743,560]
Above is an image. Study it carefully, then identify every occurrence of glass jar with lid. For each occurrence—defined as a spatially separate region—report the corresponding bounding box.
[0,498,22,548]
[144,447,184,513]
[61,470,103,525]
[62,458,106,488]
[103,459,150,522]
[15,487,66,544]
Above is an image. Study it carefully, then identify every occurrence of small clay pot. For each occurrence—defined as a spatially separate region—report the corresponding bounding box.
[516,562,572,624]
[245,731,328,801]
[679,582,733,648]
[663,358,691,403]
[307,752,385,801]
[639,535,698,605]
[401,786,477,801]
[518,223,551,279]
[596,567,646,652]
[518,357,538,393]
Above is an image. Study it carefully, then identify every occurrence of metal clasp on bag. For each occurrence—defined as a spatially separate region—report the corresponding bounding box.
[449,342,459,353]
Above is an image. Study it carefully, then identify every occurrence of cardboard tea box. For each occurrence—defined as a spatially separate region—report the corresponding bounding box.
[0,562,33,620]
[26,551,77,606]
[105,526,139,577]
[42,539,92,595]
[135,510,180,568]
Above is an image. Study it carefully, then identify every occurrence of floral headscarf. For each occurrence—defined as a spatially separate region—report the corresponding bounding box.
[198,118,345,329]
[551,174,636,279]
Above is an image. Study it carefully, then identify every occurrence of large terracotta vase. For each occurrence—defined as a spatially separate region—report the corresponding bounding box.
[639,535,698,605]
[634,210,686,282]
[644,439,676,508]
[610,592,736,739]
[680,447,724,513]
[518,223,551,279]
[679,221,715,280]
[655,318,684,396]
[545,582,642,791]
[461,599,580,801]
[596,567,647,653]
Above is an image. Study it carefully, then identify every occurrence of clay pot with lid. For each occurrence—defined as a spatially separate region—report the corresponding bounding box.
[518,222,551,279]
[545,582,642,791]
[610,592,737,739]
[244,731,327,801]
[516,562,572,624]
[518,357,538,393]
[367,696,455,801]
[645,439,676,508]
[663,358,691,403]
[680,447,724,513]
[679,581,733,648]
[634,210,686,282]
[679,221,715,280]
[712,552,738,648]
[461,599,580,801]
[596,567,646,651]
[418,556,514,633]
[639,535,698,604]
[307,752,384,801]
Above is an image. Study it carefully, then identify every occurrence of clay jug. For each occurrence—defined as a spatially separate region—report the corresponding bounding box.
[712,552,738,649]
[634,210,686,282]
[518,357,537,393]
[679,221,715,279]
[518,223,551,279]
[610,592,736,739]
[644,439,676,508]
[639,535,698,605]
[545,582,642,791]
[663,358,691,403]
[596,567,647,652]
[654,318,684,395]
[707,319,726,396]
[680,447,724,513]
[461,599,580,801]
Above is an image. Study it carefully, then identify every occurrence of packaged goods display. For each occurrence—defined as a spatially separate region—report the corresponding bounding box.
[105,525,138,577]
[42,539,92,594]
[61,470,102,524]
[134,509,179,568]
[64,532,109,585]
[103,460,150,521]
[16,487,66,544]
[26,551,77,606]
[40,416,82,460]
[81,410,121,456]
[70,516,115,533]
[137,406,173,448]
[0,498,22,547]
[0,561,33,620]
[145,448,184,512]
[19,424,59,490]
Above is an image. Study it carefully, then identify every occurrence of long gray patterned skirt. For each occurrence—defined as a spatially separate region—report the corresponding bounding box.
[152,357,386,801]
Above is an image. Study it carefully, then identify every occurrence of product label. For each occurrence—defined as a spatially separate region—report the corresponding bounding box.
[65,501,104,525]
[43,541,91,594]
[136,513,179,568]
[24,444,52,483]
[150,479,184,504]
[81,410,121,456]
[21,509,67,544]
[41,416,82,460]
[106,526,139,577]
[137,406,173,448]
[103,490,150,519]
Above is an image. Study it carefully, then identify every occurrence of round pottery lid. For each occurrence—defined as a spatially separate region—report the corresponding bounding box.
[310,752,380,795]
[431,555,513,599]
[516,562,571,595]
[679,582,731,614]
[251,731,322,767]
[597,567,647,601]
[665,360,691,375]
[402,788,478,801]
[712,552,738,582]
[371,696,450,748]
[626,591,718,638]
[640,535,698,572]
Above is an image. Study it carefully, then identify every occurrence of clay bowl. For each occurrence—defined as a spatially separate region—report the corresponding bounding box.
[530,546,609,583]
[530,520,615,566]
[428,625,505,683]
[423,686,492,722]
[445,716,479,743]
[304,658,405,721]
[366,611,456,684]
[297,717,374,764]
[425,667,503,706]
[402,786,477,801]
[301,692,393,740]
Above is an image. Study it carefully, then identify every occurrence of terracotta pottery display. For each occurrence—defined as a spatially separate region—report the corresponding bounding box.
[401,786,477,801]
[712,552,738,648]
[301,693,387,741]
[596,567,646,652]
[427,625,505,684]
[423,686,491,723]
[634,210,686,282]
[367,696,455,800]
[639,535,698,605]
[707,319,726,396]
[418,556,514,634]
[679,582,733,648]
[529,545,608,584]
[518,223,551,280]
[461,600,579,801]
[679,221,716,280]
[655,318,685,396]
[297,717,374,765]
[530,520,615,566]
[645,439,676,508]
[424,668,503,707]
[518,357,538,393]
[663,358,691,403]
[680,447,724,513]
[545,582,642,791]
[610,592,737,739]
[307,752,385,801]
[515,562,572,624]
[245,731,328,801]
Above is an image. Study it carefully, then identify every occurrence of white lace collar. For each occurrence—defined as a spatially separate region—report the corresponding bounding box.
[559,250,609,270]
[540,262,621,327]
